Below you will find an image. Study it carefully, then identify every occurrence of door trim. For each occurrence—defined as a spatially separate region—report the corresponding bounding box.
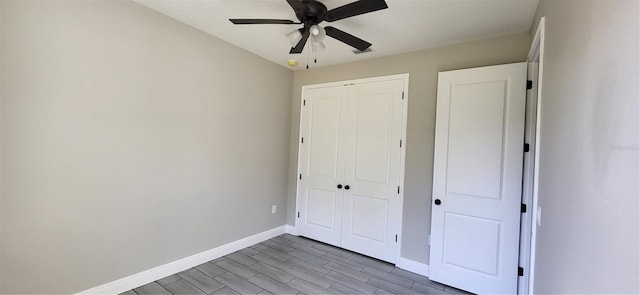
[518,61,537,295]
[294,73,410,263]
[522,16,546,295]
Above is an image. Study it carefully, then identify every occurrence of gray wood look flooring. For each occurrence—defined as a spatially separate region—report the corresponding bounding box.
[125,234,472,295]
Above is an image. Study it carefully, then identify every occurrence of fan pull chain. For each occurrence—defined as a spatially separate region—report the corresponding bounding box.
[306,48,310,69]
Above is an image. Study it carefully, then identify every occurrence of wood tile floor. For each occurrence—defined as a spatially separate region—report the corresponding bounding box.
[122,234,472,295]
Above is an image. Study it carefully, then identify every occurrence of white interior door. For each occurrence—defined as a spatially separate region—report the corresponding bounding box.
[429,63,527,294]
[341,80,404,263]
[297,86,349,247]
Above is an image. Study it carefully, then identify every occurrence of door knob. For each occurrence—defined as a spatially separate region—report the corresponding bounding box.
[434,199,441,205]
[337,184,343,189]
[344,185,350,190]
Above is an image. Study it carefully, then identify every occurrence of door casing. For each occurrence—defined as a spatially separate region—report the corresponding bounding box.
[522,16,546,295]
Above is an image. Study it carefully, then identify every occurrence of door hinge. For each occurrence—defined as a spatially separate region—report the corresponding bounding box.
[526,80,533,90]
[297,212,300,218]
[521,204,527,213]
[397,186,400,194]
[303,99,306,106]
[400,139,402,148]
[395,234,398,242]
[402,91,405,100]
[301,137,304,143]
[524,143,530,153]
[518,267,524,276]
[299,174,302,180]
[428,234,431,245]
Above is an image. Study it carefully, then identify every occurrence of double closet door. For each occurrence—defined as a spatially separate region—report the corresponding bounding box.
[296,77,406,263]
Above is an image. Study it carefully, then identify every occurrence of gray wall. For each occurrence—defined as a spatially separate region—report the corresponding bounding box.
[286,33,530,264]
[0,1,292,293]
[530,0,639,293]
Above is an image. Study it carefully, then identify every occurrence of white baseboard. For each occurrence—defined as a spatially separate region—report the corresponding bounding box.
[285,224,297,235]
[395,257,430,277]
[77,225,286,294]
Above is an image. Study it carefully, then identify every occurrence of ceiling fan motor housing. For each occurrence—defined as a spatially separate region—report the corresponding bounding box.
[295,0,328,26]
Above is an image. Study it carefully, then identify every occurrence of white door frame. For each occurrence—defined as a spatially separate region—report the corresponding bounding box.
[520,16,546,295]
[294,73,410,263]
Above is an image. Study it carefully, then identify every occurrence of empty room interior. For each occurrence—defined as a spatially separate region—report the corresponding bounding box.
[0,0,638,294]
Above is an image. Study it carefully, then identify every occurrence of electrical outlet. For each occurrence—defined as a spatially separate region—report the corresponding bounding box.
[536,206,542,226]
[272,205,277,214]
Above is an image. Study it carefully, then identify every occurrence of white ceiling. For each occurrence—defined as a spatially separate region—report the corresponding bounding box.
[134,0,539,70]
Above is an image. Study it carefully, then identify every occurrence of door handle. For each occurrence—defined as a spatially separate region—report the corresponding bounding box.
[344,185,350,190]
[337,184,343,189]
[434,199,441,205]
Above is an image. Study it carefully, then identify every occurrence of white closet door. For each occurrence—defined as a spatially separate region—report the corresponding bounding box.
[297,86,349,247]
[341,80,404,263]
[429,63,526,294]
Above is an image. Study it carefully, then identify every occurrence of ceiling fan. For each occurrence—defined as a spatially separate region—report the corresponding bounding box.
[229,0,388,54]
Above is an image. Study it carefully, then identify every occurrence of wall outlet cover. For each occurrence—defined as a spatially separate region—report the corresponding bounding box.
[536,206,542,226]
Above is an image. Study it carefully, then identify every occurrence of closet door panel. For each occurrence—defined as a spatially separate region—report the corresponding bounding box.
[305,188,338,230]
[342,80,404,263]
[297,86,349,246]
[307,96,342,178]
[350,194,389,242]
[352,93,393,184]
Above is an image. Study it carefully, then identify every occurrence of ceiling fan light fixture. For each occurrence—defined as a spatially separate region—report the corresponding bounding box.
[286,29,303,46]
[309,25,326,44]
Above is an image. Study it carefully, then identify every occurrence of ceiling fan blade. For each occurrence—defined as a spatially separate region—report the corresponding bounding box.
[286,0,305,11]
[229,19,301,25]
[325,26,372,51]
[290,28,310,54]
[326,0,388,22]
